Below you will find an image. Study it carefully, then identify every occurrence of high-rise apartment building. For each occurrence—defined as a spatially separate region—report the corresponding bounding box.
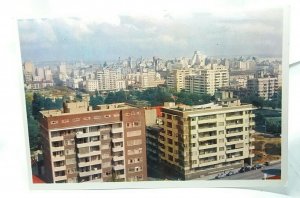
[167,69,194,92]
[158,92,255,180]
[39,100,147,183]
[23,62,34,83]
[185,64,229,95]
[247,71,279,100]
[97,69,119,91]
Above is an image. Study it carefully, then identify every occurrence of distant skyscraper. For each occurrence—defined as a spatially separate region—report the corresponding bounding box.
[23,62,34,83]
[191,51,206,66]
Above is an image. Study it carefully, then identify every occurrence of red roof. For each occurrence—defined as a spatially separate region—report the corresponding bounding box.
[32,175,45,184]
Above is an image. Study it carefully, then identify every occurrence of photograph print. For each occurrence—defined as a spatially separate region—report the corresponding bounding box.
[18,3,284,185]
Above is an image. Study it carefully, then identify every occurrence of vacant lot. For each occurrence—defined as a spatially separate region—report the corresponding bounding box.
[252,134,281,163]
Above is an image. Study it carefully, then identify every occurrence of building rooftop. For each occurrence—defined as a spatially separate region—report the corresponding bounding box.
[40,102,138,118]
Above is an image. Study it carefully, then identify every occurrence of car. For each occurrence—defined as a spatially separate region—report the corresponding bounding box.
[244,166,252,172]
[254,164,264,169]
[239,167,245,173]
[226,171,234,176]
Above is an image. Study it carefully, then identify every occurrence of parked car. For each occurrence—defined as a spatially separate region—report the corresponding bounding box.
[244,166,252,172]
[254,164,264,169]
[226,171,234,176]
[239,167,245,173]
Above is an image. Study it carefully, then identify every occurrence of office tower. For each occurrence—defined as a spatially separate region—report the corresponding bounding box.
[39,100,147,183]
[185,64,229,95]
[158,91,255,180]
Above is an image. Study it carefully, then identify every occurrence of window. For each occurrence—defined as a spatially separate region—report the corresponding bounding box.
[133,121,140,127]
[104,115,111,118]
[125,113,130,116]
[83,117,91,121]
[61,119,69,123]
[72,118,80,122]
[50,121,58,124]
[219,155,225,160]
[126,122,132,128]
[127,148,142,155]
[127,139,142,146]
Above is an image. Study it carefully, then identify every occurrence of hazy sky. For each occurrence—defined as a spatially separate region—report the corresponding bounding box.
[18,8,283,62]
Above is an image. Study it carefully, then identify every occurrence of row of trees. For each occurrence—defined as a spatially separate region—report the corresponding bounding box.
[86,87,214,108]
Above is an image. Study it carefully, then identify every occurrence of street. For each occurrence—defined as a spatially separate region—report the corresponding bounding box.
[215,163,281,180]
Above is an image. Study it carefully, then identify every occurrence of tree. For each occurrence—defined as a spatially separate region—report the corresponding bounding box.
[32,92,44,120]
[104,92,116,104]
[89,91,104,109]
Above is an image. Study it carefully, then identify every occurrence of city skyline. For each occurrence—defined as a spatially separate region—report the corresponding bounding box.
[18,8,283,62]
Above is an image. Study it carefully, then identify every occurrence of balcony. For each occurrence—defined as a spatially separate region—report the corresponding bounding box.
[79,169,101,177]
[54,175,67,182]
[199,152,217,158]
[249,130,255,134]
[226,131,244,137]
[225,155,245,162]
[225,123,244,129]
[78,161,92,168]
[250,114,255,118]
[53,165,66,171]
[198,136,217,141]
[226,147,244,154]
[90,130,101,136]
[249,121,255,126]
[112,127,123,133]
[51,146,64,152]
[113,155,124,161]
[198,127,217,133]
[199,159,219,166]
[112,146,123,153]
[197,119,217,124]
[77,150,101,158]
[76,132,91,138]
[77,142,90,148]
[250,138,255,142]
[51,136,64,141]
[89,140,101,147]
[198,144,217,150]
[112,137,123,143]
[90,159,102,166]
[113,164,124,171]
[225,115,244,121]
[226,139,244,145]
[52,155,65,162]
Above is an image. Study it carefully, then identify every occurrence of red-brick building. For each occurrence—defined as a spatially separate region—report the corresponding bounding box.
[39,99,147,183]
